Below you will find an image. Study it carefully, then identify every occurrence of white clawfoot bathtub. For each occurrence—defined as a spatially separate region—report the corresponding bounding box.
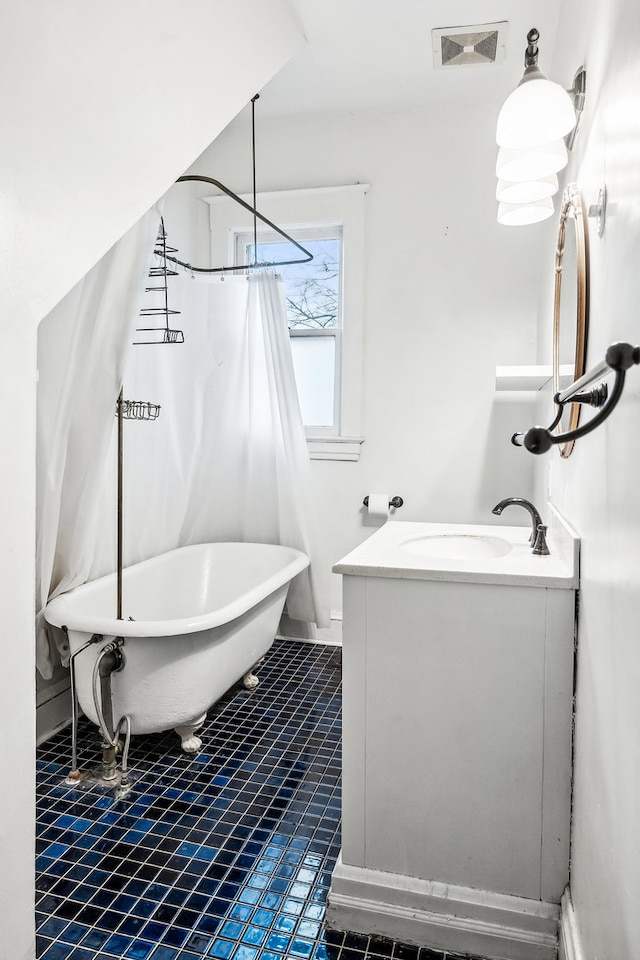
[45,542,309,749]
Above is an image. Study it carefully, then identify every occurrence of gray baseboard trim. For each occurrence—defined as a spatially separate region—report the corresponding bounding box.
[559,888,583,960]
[327,856,559,960]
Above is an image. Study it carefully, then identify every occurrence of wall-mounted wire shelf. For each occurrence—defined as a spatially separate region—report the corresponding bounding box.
[134,218,184,345]
[512,341,640,454]
[117,399,161,421]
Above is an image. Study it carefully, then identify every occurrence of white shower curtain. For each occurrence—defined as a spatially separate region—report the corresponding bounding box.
[123,270,330,628]
[36,207,162,678]
[37,254,330,677]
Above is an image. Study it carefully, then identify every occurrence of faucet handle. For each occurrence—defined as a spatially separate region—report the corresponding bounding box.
[532,524,550,556]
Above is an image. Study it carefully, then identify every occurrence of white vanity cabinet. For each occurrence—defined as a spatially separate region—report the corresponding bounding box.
[328,510,579,960]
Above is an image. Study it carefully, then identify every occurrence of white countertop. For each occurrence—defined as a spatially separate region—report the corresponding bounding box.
[333,507,579,588]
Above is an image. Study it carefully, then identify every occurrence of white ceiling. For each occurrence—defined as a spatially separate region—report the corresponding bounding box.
[255,0,564,119]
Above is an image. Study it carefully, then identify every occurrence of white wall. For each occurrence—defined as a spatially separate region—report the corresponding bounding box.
[0,4,302,958]
[538,2,640,957]
[190,103,548,613]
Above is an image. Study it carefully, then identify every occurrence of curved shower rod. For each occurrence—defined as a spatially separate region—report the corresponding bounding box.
[512,341,640,454]
[157,173,314,275]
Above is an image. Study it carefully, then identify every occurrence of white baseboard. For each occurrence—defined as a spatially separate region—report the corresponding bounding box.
[328,856,559,960]
[559,888,583,960]
[36,682,72,745]
[278,614,342,645]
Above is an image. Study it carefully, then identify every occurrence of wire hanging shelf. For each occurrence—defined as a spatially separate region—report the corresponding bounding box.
[134,218,184,345]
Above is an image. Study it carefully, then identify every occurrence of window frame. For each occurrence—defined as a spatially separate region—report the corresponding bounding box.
[205,185,368,461]
[234,224,343,437]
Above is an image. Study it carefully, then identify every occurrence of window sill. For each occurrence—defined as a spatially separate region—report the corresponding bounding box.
[307,436,364,461]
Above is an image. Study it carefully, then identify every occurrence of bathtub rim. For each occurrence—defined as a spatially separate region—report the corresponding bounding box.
[44,541,309,638]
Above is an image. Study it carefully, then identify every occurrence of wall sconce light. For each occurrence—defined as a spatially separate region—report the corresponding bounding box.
[497,198,554,226]
[495,28,586,225]
[496,174,558,204]
[496,140,567,181]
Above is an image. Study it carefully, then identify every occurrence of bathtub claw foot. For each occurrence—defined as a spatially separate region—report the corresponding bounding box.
[180,733,202,754]
[242,670,260,691]
[174,713,206,754]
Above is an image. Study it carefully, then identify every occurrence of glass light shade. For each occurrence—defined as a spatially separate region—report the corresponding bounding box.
[496,140,568,181]
[497,74,577,148]
[496,174,558,204]
[497,197,554,226]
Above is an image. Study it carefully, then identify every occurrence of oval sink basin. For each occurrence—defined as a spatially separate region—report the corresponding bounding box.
[400,534,512,560]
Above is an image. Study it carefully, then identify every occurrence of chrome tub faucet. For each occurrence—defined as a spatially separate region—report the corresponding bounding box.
[491,497,550,555]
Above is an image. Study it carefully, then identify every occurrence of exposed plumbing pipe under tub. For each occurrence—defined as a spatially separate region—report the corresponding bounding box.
[92,639,125,779]
[65,631,103,782]
[63,633,134,796]
[90,639,133,794]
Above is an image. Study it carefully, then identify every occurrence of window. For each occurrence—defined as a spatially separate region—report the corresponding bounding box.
[207,185,368,460]
[235,227,343,436]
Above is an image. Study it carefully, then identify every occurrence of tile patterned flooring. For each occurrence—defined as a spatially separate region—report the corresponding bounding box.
[35,638,489,960]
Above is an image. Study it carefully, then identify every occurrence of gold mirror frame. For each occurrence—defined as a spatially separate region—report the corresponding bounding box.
[553,183,589,458]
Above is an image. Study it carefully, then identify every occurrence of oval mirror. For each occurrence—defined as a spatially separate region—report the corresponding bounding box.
[553,183,589,458]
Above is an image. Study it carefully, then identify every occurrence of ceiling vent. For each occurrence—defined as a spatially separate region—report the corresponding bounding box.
[432,22,508,68]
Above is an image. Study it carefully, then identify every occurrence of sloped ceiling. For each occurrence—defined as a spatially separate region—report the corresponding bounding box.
[0,0,304,328]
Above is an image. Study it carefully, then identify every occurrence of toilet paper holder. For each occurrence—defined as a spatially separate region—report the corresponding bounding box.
[363,495,404,509]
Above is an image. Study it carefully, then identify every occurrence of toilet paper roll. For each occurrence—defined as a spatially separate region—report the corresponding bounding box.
[367,493,389,519]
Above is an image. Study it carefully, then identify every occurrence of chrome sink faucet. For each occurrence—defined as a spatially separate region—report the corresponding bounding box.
[491,498,550,555]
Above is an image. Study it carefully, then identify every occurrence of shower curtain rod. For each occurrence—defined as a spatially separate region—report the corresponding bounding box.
[157,174,314,274]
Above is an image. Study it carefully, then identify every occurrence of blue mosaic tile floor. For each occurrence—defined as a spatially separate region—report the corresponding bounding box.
[35,638,488,960]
